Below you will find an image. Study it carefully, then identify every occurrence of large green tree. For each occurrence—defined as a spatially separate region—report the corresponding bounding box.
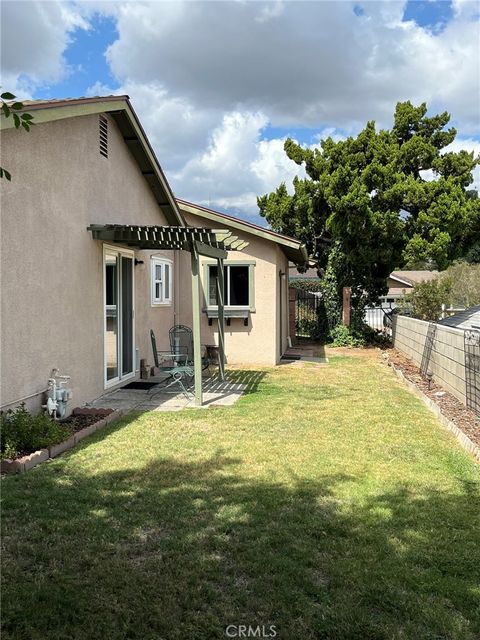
[258,102,480,321]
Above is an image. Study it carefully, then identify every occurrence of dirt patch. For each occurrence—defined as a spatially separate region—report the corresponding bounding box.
[386,348,480,448]
[60,408,114,433]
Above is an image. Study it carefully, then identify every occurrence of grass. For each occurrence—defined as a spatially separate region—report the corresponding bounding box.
[2,351,479,640]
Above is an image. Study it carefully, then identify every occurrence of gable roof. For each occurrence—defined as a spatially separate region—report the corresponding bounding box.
[0,95,184,227]
[177,199,309,266]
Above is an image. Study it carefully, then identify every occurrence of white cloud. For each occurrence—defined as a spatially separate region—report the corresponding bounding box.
[1,0,478,220]
[104,0,479,132]
[170,111,306,217]
[0,1,89,96]
[94,0,479,217]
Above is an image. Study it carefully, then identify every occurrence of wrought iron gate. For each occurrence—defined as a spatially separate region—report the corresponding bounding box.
[295,289,323,339]
[465,329,480,416]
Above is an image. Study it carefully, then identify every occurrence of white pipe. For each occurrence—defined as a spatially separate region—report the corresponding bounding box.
[1,388,49,410]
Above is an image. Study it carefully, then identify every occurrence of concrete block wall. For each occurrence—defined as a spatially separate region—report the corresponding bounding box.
[392,315,467,404]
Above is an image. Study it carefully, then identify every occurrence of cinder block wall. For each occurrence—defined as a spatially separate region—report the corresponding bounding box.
[392,315,466,404]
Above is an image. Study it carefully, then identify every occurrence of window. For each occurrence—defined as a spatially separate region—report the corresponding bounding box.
[207,263,253,308]
[151,258,172,305]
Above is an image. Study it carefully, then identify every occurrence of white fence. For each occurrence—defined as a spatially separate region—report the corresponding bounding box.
[392,315,468,405]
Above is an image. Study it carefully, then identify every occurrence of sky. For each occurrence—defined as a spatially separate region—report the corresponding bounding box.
[1,0,479,224]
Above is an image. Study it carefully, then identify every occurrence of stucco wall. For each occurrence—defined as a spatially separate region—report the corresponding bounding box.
[177,211,289,365]
[0,113,174,413]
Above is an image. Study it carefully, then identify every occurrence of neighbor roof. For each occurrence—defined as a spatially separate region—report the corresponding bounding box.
[0,95,184,227]
[438,306,480,330]
[288,265,319,279]
[389,270,439,286]
[177,199,309,267]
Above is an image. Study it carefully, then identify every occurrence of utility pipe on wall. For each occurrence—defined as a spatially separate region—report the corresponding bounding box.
[0,388,49,410]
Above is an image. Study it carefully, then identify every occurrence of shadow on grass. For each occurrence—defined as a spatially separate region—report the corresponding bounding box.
[2,453,479,640]
[223,370,267,395]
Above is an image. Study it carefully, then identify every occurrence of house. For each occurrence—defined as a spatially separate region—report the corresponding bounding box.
[384,270,439,303]
[0,96,308,413]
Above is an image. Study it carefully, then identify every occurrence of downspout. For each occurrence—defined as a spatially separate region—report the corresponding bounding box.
[279,270,286,360]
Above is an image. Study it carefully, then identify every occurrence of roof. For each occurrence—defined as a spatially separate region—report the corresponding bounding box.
[177,199,309,267]
[389,270,439,286]
[438,306,480,330]
[0,95,184,227]
[289,265,320,279]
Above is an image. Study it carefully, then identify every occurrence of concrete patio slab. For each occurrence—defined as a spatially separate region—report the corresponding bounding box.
[87,376,247,414]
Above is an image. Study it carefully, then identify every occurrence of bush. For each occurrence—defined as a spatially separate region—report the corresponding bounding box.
[0,404,72,459]
[328,324,366,347]
[289,279,324,293]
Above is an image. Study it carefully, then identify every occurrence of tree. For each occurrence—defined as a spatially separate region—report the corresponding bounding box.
[441,262,480,309]
[0,91,34,180]
[258,101,480,326]
[401,279,452,321]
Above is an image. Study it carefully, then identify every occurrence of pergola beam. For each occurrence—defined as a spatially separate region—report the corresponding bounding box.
[195,241,227,260]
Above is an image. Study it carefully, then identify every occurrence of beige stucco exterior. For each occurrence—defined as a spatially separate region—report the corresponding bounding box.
[1,103,298,414]
[177,211,290,365]
[1,112,175,412]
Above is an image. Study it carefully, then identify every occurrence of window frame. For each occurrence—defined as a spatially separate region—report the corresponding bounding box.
[151,257,173,306]
[204,260,256,312]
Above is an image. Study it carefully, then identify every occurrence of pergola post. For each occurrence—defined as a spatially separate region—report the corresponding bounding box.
[217,257,225,381]
[191,243,203,406]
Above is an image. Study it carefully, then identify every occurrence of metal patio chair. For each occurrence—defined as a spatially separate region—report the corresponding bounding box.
[150,329,194,400]
[169,324,214,373]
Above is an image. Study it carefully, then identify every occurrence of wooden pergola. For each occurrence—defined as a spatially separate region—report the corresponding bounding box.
[88,224,248,406]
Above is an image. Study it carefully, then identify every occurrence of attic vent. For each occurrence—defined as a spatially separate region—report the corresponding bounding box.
[99,115,108,158]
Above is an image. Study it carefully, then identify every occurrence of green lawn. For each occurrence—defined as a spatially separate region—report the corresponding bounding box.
[2,352,479,640]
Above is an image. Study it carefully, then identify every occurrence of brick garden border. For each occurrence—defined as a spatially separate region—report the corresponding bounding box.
[1,410,122,475]
[388,361,480,463]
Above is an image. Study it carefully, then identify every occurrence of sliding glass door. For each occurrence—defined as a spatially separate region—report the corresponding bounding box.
[104,247,134,386]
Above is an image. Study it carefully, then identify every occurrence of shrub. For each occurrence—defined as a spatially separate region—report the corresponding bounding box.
[0,404,72,459]
[328,324,366,347]
[289,279,324,293]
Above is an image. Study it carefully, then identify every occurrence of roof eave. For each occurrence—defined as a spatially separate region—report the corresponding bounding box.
[177,199,309,266]
[0,96,185,228]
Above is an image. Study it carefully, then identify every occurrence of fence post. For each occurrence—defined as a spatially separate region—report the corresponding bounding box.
[342,287,351,326]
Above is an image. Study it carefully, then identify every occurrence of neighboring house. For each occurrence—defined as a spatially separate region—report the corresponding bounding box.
[384,270,439,303]
[0,96,307,413]
[288,265,319,283]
